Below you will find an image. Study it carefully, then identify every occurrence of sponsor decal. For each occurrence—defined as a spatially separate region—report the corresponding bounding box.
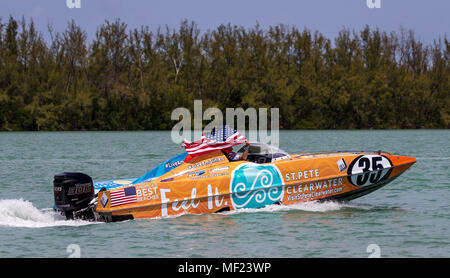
[272,155,290,161]
[190,172,229,180]
[286,187,343,201]
[209,166,230,174]
[347,155,393,187]
[159,184,226,217]
[110,186,137,207]
[67,183,92,195]
[100,192,109,208]
[188,157,224,169]
[337,158,348,172]
[285,178,343,201]
[207,184,225,209]
[284,169,320,182]
[188,170,206,177]
[171,188,201,212]
[230,163,284,209]
[136,184,159,201]
[165,160,183,169]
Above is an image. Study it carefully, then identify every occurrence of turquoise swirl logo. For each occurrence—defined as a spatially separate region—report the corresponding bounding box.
[230,163,284,209]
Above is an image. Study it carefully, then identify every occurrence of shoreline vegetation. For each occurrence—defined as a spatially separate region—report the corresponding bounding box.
[0,16,448,131]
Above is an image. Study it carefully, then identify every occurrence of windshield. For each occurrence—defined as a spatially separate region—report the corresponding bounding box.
[236,142,289,164]
[237,142,288,156]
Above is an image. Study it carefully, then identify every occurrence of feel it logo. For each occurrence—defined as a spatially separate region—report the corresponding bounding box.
[366,0,381,9]
[66,0,81,9]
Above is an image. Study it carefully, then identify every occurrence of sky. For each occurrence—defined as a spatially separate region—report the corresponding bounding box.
[1,0,449,44]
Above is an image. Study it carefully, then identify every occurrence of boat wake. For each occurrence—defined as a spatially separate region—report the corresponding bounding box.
[0,199,95,228]
[282,200,366,212]
[0,199,374,227]
[221,200,370,216]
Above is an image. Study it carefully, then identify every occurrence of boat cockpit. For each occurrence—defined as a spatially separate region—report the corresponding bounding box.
[234,142,290,164]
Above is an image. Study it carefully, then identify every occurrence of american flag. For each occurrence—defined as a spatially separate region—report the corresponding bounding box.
[182,125,247,157]
[110,186,138,207]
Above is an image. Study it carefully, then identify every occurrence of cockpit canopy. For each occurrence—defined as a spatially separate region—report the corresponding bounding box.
[237,142,290,164]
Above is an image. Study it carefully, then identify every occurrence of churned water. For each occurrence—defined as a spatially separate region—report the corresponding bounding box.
[0,130,448,257]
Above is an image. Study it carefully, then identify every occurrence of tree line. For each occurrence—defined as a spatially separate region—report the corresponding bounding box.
[0,16,448,131]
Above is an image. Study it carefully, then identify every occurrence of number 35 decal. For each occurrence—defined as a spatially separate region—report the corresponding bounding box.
[347,155,393,187]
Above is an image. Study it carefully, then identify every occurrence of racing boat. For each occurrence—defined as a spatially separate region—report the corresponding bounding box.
[53,130,416,222]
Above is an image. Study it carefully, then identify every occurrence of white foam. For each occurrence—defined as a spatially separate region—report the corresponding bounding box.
[0,198,367,227]
[0,199,95,228]
[282,200,356,212]
[145,201,369,220]
[220,200,366,215]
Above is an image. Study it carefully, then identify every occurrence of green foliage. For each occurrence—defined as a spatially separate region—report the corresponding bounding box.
[0,17,448,131]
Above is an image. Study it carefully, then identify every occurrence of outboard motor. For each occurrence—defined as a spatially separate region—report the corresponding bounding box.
[54,172,94,219]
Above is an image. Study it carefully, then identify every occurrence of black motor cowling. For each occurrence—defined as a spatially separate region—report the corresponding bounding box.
[54,172,94,219]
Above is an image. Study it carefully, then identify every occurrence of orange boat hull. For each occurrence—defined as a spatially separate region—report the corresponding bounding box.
[95,151,416,222]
